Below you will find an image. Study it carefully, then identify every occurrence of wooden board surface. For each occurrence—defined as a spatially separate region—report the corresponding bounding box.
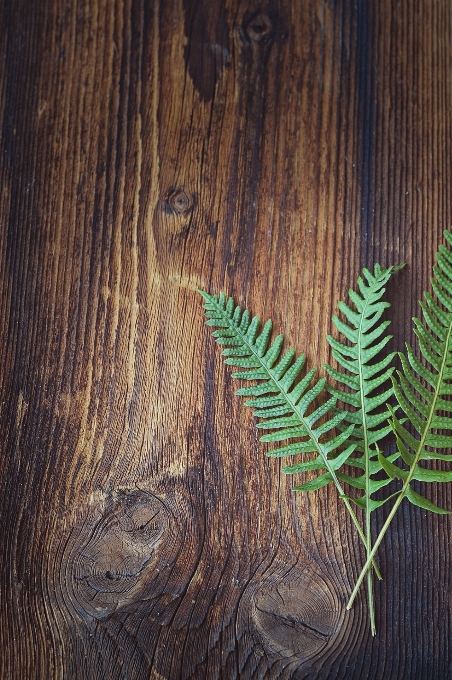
[1,1,452,678]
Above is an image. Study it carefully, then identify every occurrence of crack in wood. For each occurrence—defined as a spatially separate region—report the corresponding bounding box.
[254,604,333,639]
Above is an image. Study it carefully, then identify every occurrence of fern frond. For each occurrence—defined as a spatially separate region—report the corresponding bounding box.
[388,232,452,509]
[200,291,355,484]
[324,264,402,517]
[199,289,381,578]
[324,263,402,634]
[348,230,452,610]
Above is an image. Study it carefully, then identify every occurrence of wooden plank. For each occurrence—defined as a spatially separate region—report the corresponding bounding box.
[1,0,452,677]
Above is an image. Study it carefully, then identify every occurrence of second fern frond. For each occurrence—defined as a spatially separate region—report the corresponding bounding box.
[323,263,403,634]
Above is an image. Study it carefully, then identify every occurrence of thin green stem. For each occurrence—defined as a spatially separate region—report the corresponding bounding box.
[347,490,402,609]
[342,497,382,580]
[367,569,375,635]
[357,275,378,634]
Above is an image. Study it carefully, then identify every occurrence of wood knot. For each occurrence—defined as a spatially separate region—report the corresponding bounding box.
[238,568,344,667]
[253,581,338,658]
[244,10,275,43]
[69,490,175,619]
[165,187,195,215]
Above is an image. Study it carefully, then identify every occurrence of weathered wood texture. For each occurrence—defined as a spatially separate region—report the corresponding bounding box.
[1,0,452,678]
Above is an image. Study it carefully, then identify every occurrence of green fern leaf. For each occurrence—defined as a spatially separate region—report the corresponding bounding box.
[199,289,382,580]
[324,264,402,513]
[388,232,452,512]
[200,291,356,482]
[324,263,402,634]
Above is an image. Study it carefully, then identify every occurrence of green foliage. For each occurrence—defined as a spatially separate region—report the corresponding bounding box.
[199,287,384,599]
[389,230,452,510]
[348,230,452,610]
[322,263,402,634]
[199,290,357,494]
[200,229,452,633]
[324,264,403,515]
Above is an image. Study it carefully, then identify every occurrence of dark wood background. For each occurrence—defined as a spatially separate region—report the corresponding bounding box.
[1,0,452,678]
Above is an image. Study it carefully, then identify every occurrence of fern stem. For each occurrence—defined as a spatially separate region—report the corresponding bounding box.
[347,489,402,610]
[347,317,452,609]
[367,569,376,635]
[357,278,377,634]
[341,497,382,580]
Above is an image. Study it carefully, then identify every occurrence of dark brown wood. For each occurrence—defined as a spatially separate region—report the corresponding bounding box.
[1,1,452,677]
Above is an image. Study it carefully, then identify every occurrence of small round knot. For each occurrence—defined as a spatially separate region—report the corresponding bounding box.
[166,188,194,215]
[237,567,344,667]
[245,12,274,42]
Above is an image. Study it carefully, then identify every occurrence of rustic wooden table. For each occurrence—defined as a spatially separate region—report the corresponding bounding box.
[1,1,452,678]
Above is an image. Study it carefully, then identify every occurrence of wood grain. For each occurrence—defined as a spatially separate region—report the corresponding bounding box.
[1,0,452,678]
